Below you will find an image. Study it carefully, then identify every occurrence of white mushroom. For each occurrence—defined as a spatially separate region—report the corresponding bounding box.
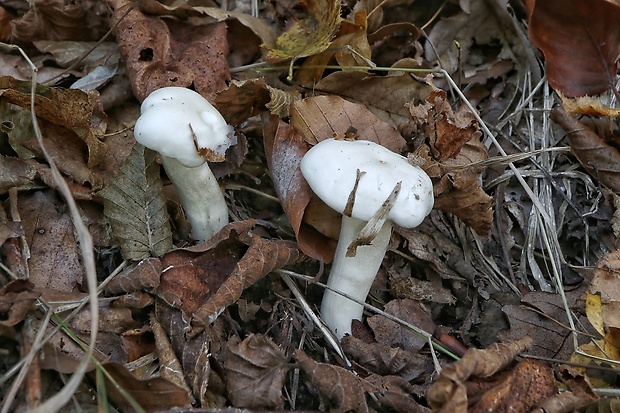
[134,87,236,242]
[300,138,434,338]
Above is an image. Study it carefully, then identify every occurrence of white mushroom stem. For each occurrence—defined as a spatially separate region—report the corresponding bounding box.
[161,156,228,242]
[321,215,392,338]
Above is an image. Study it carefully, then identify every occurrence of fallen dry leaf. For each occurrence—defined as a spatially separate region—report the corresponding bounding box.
[263,113,337,262]
[0,280,40,327]
[341,335,432,381]
[558,93,620,118]
[587,250,620,332]
[427,337,558,413]
[295,349,370,413]
[108,0,230,101]
[551,107,620,194]
[224,334,290,409]
[364,374,430,413]
[525,0,620,98]
[0,76,108,170]
[367,299,436,353]
[263,0,342,64]
[104,258,162,295]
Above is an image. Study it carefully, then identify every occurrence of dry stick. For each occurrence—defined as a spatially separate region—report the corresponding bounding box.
[0,44,99,413]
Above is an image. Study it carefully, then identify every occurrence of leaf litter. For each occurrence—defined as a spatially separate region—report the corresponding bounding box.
[0,0,619,411]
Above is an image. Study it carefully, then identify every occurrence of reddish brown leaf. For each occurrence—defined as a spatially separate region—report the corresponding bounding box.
[224,334,290,409]
[108,0,230,101]
[525,0,620,97]
[295,349,370,413]
[551,107,620,193]
[192,232,301,329]
[104,258,162,295]
[0,280,40,327]
[263,113,337,262]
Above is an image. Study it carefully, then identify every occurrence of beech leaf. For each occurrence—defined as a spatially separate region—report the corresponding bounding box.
[525,0,620,97]
[99,144,172,260]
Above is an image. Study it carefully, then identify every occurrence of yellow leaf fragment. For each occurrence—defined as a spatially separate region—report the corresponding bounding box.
[559,92,620,118]
[585,293,605,336]
[263,0,342,63]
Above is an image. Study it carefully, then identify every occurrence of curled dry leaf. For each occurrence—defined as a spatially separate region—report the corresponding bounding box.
[525,0,620,98]
[427,337,558,413]
[0,76,107,169]
[157,220,301,331]
[108,0,230,101]
[558,93,620,118]
[103,257,162,295]
[364,374,430,413]
[295,349,370,413]
[224,334,290,409]
[551,107,620,194]
[588,250,620,332]
[407,83,492,236]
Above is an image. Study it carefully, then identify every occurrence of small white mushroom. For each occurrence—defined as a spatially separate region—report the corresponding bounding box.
[300,138,434,338]
[134,87,236,242]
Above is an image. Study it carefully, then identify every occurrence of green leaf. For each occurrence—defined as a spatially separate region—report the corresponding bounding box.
[99,144,172,260]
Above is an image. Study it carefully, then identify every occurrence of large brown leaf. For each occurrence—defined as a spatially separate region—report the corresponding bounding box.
[550,107,620,193]
[525,0,620,97]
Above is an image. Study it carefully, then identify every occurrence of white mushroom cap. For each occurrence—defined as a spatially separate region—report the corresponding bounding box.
[134,87,236,167]
[300,139,434,228]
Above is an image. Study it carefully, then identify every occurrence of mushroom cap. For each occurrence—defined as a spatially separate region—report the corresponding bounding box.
[300,139,434,228]
[134,87,236,167]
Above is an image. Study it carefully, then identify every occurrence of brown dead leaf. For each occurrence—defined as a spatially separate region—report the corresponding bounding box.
[406,86,480,160]
[0,280,40,327]
[295,349,370,413]
[0,76,108,170]
[366,299,436,353]
[18,191,83,292]
[341,335,432,381]
[290,95,407,152]
[104,258,162,295]
[157,220,301,331]
[0,155,37,193]
[313,63,432,126]
[551,107,620,193]
[525,0,620,97]
[427,337,557,413]
[11,0,108,42]
[263,113,337,262]
[364,374,430,413]
[108,0,230,101]
[100,362,191,411]
[224,334,290,409]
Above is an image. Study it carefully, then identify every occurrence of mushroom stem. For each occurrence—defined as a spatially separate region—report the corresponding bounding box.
[161,156,228,242]
[321,215,392,338]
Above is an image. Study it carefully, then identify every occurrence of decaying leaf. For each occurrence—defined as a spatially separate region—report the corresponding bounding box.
[0,76,107,169]
[558,93,620,118]
[104,258,162,295]
[263,0,342,63]
[0,280,40,327]
[341,335,432,381]
[364,374,430,413]
[98,144,173,260]
[406,82,492,236]
[588,250,620,332]
[295,349,370,413]
[551,107,620,194]
[100,362,191,411]
[224,334,290,409]
[157,220,300,331]
[108,0,230,101]
[427,337,558,413]
[525,0,620,97]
